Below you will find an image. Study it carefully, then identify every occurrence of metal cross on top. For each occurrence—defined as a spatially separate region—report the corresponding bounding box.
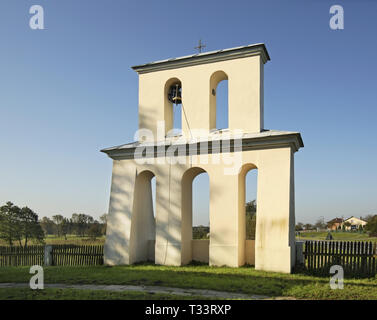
[194,39,206,53]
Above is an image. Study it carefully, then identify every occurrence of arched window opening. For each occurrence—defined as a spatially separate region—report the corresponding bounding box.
[210,71,228,131]
[165,78,182,136]
[245,169,258,241]
[192,172,210,240]
[130,170,156,263]
[215,79,228,130]
[172,104,182,135]
[151,176,156,218]
[239,164,258,266]
[181,167,210,265]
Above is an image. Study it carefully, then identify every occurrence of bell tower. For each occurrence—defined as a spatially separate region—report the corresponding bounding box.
[102,43,303,274]
[132,43,269,140]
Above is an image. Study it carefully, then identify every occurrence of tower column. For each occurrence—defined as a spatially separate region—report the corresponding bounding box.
[255,147,296,273]
[209,169,244,267]
[104,161,137,265]
[154,164,184,266]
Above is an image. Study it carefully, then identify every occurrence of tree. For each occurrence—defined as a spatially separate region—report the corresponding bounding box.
[192,226,209,239]
[365,215,377,237]
[88,222,102,240]
[71,213,94,237]
[362,215,374,223]
[60,218,70,240]
[304,223,313,231]
[99,214,107,225]
[295,222,304,231]
[52,215,64,237]
[40,217,55,235]
[314,217,326,230]
[0,202,22,245]
[246,200,256,215]
[0,202,44,247]
[18,206,45,247]
[53,215,70,240]
[99,213,108,235]
[245,200,256,240]
[52,214,70,239]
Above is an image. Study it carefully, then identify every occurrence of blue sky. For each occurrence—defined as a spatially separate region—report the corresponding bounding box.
[0,0,376,225]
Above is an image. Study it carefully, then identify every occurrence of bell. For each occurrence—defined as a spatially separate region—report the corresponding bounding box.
[168,83,182,105]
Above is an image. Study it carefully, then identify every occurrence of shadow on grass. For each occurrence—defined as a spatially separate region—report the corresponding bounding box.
[1,262,377,298]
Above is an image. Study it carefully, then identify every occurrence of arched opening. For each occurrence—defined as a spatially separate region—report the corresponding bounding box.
[240,164,258,266]
[164,78,182,136]
[150,176,156,218]
[193,172,210,239]
[215,79,228,130]
[181,167,210,265]
[210,71,229,130]
[129,170,156,263]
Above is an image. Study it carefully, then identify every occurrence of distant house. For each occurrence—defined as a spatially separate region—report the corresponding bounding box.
[327,218,344,231]
[343,216,367,231]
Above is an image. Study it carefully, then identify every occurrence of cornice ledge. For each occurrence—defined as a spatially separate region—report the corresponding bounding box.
[132,45,270,74]
[102,132,303,161]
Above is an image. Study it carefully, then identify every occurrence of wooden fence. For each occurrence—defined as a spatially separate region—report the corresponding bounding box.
[303,240,377,277]
[0,245,104,267]
[51,245,103,266]
[0,246,44,267]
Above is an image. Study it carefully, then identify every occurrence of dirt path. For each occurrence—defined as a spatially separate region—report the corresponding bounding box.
[0,282,294,300]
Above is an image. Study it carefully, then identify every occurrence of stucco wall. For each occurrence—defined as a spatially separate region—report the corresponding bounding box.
[245,240,255,265]
[191,240,255,265]
[192,240,210,263]
[104,145,296,272]
[138,54,264,140]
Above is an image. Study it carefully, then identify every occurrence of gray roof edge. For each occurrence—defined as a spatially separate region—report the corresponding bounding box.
[100,130,303,158]
[132,43,270,74]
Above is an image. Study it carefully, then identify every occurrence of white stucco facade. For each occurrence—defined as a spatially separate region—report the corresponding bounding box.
[102,44,304,273]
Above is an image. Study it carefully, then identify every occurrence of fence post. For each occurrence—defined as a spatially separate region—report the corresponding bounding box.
[44,245,53,266]
[295,240,304,265]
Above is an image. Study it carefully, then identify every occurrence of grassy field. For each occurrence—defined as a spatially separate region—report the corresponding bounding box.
[1,232,374,247]
[0,264,377,300]
[296,231,377,242]
[43,235,105,245]
[0,287,211,300]
[0,235,105,246]
[0,232,376,300]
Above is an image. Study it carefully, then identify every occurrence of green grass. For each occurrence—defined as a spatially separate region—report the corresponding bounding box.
[43,235,105,245]
[296,231,377,242]
[0,287,209,300]
[0,235,105,246]
[0,263,377,300]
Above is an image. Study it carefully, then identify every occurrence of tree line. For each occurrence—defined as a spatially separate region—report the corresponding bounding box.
[40,213,107,240]
[0,201,107,247]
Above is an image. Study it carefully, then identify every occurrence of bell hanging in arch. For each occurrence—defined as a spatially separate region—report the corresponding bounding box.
[167,82,182,105]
